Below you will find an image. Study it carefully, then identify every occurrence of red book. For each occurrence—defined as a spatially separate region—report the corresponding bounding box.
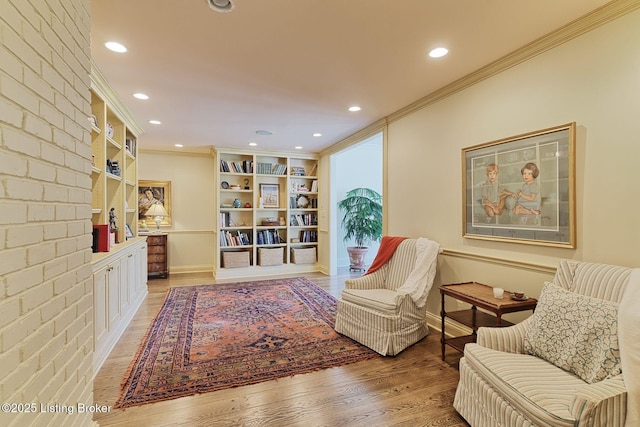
[92,224,110,252]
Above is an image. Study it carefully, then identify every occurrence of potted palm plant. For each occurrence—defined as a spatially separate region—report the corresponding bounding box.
[338,187,383,270]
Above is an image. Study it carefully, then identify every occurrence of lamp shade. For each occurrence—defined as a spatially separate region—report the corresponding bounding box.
[146,203,168,218]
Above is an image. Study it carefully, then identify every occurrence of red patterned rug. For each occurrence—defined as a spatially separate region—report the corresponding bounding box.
[114,277,378,408]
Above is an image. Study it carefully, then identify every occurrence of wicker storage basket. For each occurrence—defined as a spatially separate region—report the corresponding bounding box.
[291,247,316,264]
[258,247,283,266]
[222,251,250,268]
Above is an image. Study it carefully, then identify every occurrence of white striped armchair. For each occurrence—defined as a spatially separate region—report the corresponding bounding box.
[334,238,441,356]
[453,259,637,427]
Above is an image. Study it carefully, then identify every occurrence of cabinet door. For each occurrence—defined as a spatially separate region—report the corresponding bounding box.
[93,266,108,346]
[137,243,148,293]
[121,250,136,312]
[107,259,121,327]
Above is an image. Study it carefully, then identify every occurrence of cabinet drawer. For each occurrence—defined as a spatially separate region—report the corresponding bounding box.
[148,254,166,263]
[147,245,166,254]
[148,263,166,272]
[147,235,166,245]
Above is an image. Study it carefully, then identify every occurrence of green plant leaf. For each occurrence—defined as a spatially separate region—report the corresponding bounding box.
[337,188,383,247]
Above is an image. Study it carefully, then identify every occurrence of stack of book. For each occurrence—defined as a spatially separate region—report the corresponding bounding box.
[220,230,251,246]
[289,214,318,226]
[220,160,253,173]
[256,162,287,175]
[257,229,284,245]
[298,230,318,243]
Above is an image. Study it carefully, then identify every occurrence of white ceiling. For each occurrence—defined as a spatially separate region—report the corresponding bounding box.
[90,0,612,154]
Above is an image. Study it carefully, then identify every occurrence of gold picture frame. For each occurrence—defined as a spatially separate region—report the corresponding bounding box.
[138,180,172,227]
[462,123,576,248]
[259,183,280,208]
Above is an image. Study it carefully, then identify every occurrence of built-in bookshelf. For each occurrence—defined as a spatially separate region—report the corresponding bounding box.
[90,64,143,242]
[214,149,320,278]
[89,62,147,375]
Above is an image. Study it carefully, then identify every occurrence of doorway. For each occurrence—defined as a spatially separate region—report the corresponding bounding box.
[329,132,383,275]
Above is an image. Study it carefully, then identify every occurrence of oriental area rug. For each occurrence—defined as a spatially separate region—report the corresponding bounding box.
[114,277,378,408]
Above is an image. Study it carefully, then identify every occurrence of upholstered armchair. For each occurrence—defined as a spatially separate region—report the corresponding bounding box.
[334,237,441,356]
[453,259,640,427]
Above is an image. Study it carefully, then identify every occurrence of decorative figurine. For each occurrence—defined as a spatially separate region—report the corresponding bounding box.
[244,178,250,190]
[109,208,118,231]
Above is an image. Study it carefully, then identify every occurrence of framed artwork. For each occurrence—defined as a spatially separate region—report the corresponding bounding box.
[462,122,576,248]
[259,184,280,208]
[138,180,172,226]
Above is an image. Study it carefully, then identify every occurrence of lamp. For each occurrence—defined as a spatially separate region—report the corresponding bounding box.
[146,203,168,231]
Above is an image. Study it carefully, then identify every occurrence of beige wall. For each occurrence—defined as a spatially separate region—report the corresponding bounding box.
[2,2,636,426]
[380,8,640,321]
[137,9,640,298]
[138,150,216,274]
[0,0,96,426]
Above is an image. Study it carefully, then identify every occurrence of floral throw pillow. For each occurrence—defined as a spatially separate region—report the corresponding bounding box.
[524,282,621,384]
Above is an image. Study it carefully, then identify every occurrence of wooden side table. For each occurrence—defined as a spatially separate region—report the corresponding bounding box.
[440,282,537,361]
[141,232,168,279]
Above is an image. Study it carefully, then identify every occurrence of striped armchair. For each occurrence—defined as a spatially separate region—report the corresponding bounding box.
[453,259,635,427]
[334,238,440,356]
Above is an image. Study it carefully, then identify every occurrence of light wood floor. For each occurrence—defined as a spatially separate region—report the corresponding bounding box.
[93,270,467,427]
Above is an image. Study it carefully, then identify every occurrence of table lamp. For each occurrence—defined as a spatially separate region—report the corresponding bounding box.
[146,203,168,231]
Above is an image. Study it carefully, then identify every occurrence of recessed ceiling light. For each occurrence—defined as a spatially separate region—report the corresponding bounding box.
[249,142,257,146]
[149,120,161,125]
[105,41,127,53]
[429,47,448,58]
[174,144,183,148]
[206,0,234,12]
[133,93,149,100]
[348,106,361,112]
[312,133,322,137]
[295,146,303,150]
[255,130,273,136]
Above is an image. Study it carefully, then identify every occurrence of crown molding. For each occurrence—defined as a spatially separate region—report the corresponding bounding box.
[139,147,213,157]
[90,60,145,136]
[320,118,387,157]
[387,0,640,124]
[211,146,319,159]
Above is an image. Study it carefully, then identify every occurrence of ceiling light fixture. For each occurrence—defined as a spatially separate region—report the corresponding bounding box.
[149,120,161,125]
[249,142,257,146]
[133,93,149,100]
[206,0,234,13]
[105,41,127,53]
[174,144,183,148]
[255,130,273,136]
[295,146,303,150]
[429,47,449,58]
[312,133,322,137]
[348,106,361,112]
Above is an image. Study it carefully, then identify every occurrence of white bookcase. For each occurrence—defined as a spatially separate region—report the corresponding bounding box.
[214,148,320,278]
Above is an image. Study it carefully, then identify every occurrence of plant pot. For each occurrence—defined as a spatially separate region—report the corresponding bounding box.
[347,247,368,271]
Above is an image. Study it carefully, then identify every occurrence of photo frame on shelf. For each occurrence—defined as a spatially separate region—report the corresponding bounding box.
[125,223,134,239]
[259,183,280,208]
[462,122,576,248]
[138,180,172,226]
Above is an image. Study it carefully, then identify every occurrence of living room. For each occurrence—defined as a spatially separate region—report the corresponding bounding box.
[2,1,639,426]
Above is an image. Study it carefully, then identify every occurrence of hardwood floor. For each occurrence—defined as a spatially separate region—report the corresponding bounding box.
[93,270,467,427]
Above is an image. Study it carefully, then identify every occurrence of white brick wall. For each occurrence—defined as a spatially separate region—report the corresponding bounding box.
[0,1,95,426]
